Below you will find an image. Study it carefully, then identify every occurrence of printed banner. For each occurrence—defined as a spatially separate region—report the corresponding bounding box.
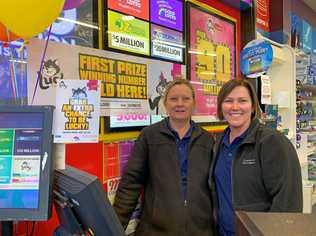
[28,38,185,116]
[53,79,101,143]
[103,143,120,181]
[79,54,147,100]
[188,4,236,117]
[256,0,270,32]
[151,24,183,62]
[107,0,149,20]
[108,10,150,56]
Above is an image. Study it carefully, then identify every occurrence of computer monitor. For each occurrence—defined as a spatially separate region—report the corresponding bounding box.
[53,165,125,236]
[0,105,54,221]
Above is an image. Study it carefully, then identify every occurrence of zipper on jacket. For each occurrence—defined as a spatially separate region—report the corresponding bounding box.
[184,199,188,235]
[231,144,245,208]
[231,158,235,208]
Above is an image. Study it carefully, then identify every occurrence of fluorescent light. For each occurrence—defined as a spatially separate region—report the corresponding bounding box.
[199,71,216,75]
[57,17,99,30]
[9,59,27,64]
[188,50,216,57]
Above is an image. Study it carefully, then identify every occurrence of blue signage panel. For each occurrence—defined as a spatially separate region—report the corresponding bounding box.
[240,39,273,78]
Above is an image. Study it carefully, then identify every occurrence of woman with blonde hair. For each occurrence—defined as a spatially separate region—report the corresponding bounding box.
[114,79,216,236]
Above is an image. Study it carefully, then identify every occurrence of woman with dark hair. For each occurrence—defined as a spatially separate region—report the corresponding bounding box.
[210,79,302,236]
[114,79,216,236]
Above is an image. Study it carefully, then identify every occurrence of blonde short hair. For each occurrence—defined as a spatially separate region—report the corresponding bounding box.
[163,79,195,105]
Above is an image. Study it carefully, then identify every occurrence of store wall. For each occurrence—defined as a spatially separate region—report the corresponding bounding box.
[290,0,316,26]
[9,1,246,235]
[258,0,316,44]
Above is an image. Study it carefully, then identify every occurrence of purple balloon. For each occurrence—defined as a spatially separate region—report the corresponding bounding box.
[63,0,85,10]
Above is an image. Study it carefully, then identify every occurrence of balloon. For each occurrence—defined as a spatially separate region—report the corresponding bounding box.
[0,0,65,39]
[63,0,85,10]
[0,22,20,42]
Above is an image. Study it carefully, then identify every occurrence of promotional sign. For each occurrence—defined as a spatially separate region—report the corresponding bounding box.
[53,79,101,143]
[240,39,273,78]
[188,3,236,117]
[107,0,149,20]
[28,38,185,116]
[107,10,150,56]
[256,0,270,32]
[150,0,183,32]
[151,24,183,62]
[103,140,140,233]
[79,54,148,101]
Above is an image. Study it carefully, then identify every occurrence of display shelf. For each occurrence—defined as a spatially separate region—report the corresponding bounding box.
[297,96,316,101]
[262,37,296,143]
[307,149,316,156]
[296,52,316,186]
[301,84,316,92]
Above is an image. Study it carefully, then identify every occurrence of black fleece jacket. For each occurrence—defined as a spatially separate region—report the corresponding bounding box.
[209,119,302,221]
[114,118,216,236]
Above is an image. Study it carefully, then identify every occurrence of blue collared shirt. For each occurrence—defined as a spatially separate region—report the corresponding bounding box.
[214,129,247,236]
[167,120,193,200]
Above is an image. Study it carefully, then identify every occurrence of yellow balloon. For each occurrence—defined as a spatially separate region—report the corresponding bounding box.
[0,0,65,39]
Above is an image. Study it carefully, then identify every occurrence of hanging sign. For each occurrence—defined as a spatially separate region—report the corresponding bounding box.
[240,39,273,78]
[53,79,101,143]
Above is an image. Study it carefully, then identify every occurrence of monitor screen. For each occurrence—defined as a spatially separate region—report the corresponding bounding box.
[107,0,149,20]
[110,114,151,128]
[53,165,125,236]
[150,0,183,32]
[0,105,54,221]
[107,10,150,56]
[105,114,164,132]
[151,24,184,62]
[37,0,99,48]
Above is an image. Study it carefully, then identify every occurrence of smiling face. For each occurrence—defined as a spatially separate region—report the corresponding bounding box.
[164,84,195,124]
[222,86,253,134]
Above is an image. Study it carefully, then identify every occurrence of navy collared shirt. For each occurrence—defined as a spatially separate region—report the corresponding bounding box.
[214,129,247,236]
[167,119,193,200]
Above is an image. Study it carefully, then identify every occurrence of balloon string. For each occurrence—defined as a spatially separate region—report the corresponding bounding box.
[31,25,52,105]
